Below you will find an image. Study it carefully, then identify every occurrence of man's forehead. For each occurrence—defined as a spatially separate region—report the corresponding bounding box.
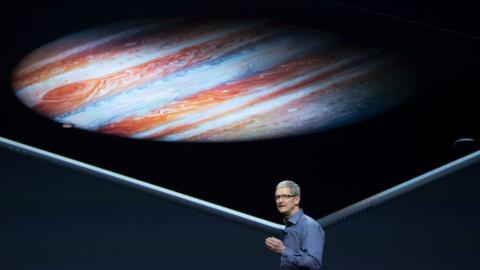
[275,187,291,194]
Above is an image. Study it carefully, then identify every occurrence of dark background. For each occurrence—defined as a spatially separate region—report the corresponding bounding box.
[1,0,479,223]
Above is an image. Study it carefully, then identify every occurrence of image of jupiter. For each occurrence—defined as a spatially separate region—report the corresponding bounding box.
[12,17,419,142]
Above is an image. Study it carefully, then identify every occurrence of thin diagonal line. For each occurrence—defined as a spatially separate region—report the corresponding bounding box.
[322,0,480,40]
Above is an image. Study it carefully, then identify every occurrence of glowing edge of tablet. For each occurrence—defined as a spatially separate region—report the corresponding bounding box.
[319,149,480,227]
[1,135,479,231]
[0,136,284,233]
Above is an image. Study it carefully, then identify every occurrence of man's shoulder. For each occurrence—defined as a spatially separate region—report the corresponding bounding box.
[297,213,324,239]
[299,213,320,228]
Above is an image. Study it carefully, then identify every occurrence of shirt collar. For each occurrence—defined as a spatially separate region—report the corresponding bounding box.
[284,208,304,225]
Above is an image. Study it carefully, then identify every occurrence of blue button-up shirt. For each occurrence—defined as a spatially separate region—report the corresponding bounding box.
[280,209,325,269]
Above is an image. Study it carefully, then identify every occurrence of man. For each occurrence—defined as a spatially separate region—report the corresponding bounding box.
[265,180,325,270]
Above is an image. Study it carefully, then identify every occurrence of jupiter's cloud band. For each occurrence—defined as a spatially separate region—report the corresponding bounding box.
[12,17,418,141]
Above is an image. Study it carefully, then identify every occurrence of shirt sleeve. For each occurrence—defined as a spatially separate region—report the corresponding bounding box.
[282,222,325,269]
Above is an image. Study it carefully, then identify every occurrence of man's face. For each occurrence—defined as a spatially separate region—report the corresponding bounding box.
[275,187,300,216]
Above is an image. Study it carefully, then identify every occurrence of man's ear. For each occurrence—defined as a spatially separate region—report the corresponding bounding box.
[294,196,300,206]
